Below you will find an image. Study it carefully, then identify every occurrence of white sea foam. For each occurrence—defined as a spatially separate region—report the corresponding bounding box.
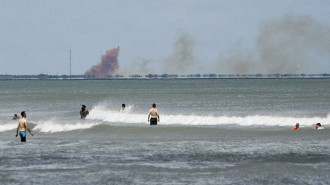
[33,119,98,133]
[1,107,328,133]
[0,123,17,132]
[89,105,330,127]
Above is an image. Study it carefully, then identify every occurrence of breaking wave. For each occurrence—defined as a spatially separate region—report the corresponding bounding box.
[33,119,98,133]
[0,123,17,132]
[88,105,330,127]
[1,105,328,133]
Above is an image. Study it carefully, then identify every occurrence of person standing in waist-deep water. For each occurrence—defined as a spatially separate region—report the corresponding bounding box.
[80,105,89,119]
[15,111,33,142]
[119,104,126,112]
[148,103,159,125]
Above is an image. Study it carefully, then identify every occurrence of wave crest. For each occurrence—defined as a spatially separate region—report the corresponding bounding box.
[89,105,329,127]
[1,106,328,133]
[33,119,98,133]
[0,123,17,132]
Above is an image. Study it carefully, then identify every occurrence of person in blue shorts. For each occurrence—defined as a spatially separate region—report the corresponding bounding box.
[15,111,33,142]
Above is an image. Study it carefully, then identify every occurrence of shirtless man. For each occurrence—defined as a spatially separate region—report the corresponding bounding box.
[148,103,159,125]
[15,111,33,142]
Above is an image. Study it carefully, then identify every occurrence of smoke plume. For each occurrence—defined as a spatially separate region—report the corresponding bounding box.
[217,15,330,74]
[163,33,200,74]
[121,58,152,76]
[85,47,120,78]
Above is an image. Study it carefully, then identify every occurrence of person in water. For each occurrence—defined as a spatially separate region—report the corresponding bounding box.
[15,111,33,142]
[316,123,324,130]
[148,103,159,125]
[119,104,126,112]
[293,123,300,130]
[12,114,20,120]
[80,105,89,119]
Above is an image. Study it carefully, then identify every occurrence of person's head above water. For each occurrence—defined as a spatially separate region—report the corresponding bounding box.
[122,104,125,108]
[316,123,321,127]
[152,103,156,108]
[296,123,300,127]
[81,105,86,110]
[21,111,26,118]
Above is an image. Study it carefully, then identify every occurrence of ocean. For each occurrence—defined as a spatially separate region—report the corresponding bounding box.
[0,79,329,184]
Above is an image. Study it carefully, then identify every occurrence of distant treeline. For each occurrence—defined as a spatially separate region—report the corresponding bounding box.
[0,73,330,80]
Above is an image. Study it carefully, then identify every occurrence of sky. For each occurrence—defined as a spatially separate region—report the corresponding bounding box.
[0,0,330,75]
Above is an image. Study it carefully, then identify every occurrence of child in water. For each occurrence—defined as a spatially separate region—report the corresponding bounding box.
[293,123,300,130]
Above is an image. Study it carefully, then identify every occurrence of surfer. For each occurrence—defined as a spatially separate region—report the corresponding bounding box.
[315,123,324,130]
[15,111,33,142]
[12,114,20,120]
[293,123,300,130]
[119,104,126,112]
[80,105,89,119]
[148,103,159,125]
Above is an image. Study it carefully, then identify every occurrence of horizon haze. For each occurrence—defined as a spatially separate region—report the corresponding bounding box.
[1,0,330,76]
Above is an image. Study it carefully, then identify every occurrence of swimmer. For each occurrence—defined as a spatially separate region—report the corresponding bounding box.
[316,123,324,130]
[15,111,33,142]
[80,105,89,119]
[12,114,20,120]
[119,104,126,112]
[148,103,159,126]
[293,123,300,130]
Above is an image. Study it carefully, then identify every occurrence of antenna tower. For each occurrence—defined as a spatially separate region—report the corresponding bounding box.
[69,49,72,77]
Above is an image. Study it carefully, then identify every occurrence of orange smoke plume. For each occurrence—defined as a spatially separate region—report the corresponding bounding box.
[85,47,120,78]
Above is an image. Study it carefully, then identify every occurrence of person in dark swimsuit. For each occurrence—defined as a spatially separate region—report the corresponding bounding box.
[80,105,89,119]
[148,103,159,125]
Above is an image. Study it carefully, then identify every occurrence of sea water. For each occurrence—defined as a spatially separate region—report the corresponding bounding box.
[0,79,329,184]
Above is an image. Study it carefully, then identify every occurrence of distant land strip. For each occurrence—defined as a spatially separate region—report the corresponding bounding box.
[0,73,330,80]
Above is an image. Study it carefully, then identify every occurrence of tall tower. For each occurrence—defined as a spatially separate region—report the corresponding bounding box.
[69,49,72,78]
